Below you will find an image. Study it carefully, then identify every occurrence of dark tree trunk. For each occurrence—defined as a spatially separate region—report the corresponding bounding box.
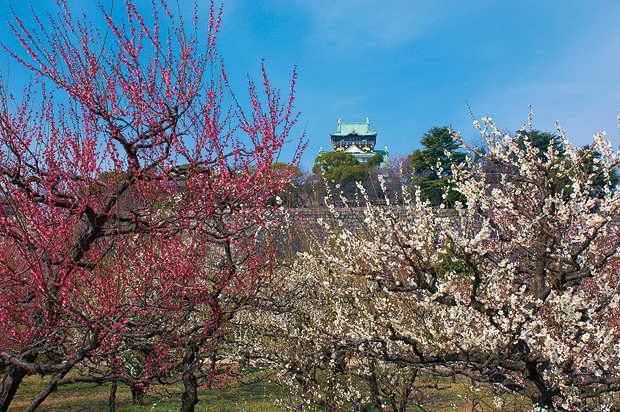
[179,347,199,412]
[0,366,29,412]
[366,360,383,412]
[398,369,417,412]
[23,374,62,412]
[523,361,556,411]
[130,383,146,406]
[180,369,199,412]
[109,381,117,412]
[0,354,37,412]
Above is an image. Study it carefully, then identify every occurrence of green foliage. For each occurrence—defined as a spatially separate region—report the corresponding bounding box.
[511,131,618,198]
[99,170,126,184]
[514,129,564,161]
[366,152,384,168]
[312,151,366,184]
[269,161,302,177]
[408,126,466,206]
[87,171,125,195]
[268,162,307,207]
[577,145,619,198]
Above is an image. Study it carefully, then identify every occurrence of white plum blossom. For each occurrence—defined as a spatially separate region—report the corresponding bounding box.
[233,116,620,412]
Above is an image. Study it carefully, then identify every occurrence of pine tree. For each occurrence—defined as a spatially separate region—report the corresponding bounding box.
[408,126,466,206]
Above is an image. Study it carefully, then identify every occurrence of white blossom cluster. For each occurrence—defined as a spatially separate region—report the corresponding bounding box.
[231,119,620,411]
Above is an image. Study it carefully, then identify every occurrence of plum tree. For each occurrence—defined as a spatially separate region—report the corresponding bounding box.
[247,117,620,411]
[0,1,302,411]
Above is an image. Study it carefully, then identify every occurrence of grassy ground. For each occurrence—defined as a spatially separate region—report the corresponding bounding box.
[7,373,535,412]
[7,375,285,412]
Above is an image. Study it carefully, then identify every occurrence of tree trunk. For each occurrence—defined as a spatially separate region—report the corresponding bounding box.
[109,381,117,412]
[130,383,146,406]
[366,359,383,411]
[179,347,199,412]
[0,354,37,412]
[0,366,28,412]
[180,369,199,412]
[523,361,556,411]
[398,369,417,412]
[23,369,71,412]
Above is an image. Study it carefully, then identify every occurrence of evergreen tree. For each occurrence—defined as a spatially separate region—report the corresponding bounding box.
[312,151,366,185]
[512,131,617,198]
[366,152,384,168]
[514,129,564,161]
[269,162,306,207]
[408,126,466,206]
[577,145,619,198]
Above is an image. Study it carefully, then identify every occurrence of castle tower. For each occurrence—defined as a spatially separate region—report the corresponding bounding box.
[319,118,388,166]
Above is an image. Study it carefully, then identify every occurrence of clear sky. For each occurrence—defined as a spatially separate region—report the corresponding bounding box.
[2,0,620,170]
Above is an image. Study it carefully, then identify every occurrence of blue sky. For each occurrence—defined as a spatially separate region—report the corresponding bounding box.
[2,0,620,170]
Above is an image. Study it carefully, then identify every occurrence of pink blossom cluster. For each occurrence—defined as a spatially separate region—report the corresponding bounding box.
[0,1,303,410]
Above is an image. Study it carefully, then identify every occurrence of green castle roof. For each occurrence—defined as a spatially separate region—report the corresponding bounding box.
[330,121,377,137]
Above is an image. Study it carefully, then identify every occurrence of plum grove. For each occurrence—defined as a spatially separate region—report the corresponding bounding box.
[0,2,619,412]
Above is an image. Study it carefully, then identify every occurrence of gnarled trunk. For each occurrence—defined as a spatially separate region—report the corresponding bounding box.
[109,381,117,412]
[523,360,557,411]
[130,383,147,406]
[179,347,199,412]
[180,369,198,412]
[0,366,28,412]
[0,354,37,412]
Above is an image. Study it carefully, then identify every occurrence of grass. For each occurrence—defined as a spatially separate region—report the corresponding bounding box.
[6,371,537,412]
[12,372,619,411]
[8,375,286,412]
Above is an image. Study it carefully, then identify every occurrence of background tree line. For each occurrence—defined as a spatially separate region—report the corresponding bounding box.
[282,126,618,208]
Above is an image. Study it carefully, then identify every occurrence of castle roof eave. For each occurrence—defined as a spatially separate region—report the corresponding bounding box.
[330,132,377,138]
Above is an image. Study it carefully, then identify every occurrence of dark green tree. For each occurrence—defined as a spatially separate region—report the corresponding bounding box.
[269,161,303,180]
[269,162,306,207]
[577,145,619,198]
[514,129,564,161]
[475,130,564,187]
[312,151,366,185]
[512,131,617,198]
[408,126,466,206]
[366,152,384,168]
